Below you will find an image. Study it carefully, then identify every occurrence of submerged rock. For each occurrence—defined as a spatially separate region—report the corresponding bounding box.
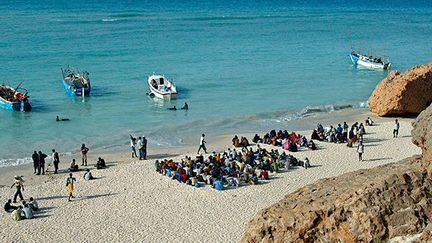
[369,64,432,117]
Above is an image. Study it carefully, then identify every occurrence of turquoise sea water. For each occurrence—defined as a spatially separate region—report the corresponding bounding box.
[0,1,431,166]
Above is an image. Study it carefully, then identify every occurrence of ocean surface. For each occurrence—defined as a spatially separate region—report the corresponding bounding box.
[0,0,431,166]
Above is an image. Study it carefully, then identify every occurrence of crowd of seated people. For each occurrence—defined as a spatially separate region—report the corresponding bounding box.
[154,146,311,191]
[252,129,315,152]
[311,122,366,147]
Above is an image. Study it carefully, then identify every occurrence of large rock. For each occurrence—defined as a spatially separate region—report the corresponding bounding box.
[241,157,432,243]
[412,104,432,162]
[369,64,432,117]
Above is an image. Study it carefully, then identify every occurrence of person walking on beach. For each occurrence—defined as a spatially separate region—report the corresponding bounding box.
[10,176,24,203]
[66,173,76,202]
[357,141,364,161]
[52,149,60,174]
[32,151,39,174]
[393,119,400,138]
[81,144,89,166]
[197,134,207,154]
[38,151,47,175]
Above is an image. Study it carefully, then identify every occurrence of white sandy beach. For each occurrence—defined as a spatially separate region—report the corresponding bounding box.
[0,115,421,242]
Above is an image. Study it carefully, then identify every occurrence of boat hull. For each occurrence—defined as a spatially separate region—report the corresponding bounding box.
[62,79,91,96]
[0,97,31,112]
[349,53,390,70]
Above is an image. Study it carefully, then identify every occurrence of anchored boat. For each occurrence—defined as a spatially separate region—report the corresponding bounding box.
[349,51,391,70]
[147,74,177,99]
[62,66,91,97]
[0,83,31,112]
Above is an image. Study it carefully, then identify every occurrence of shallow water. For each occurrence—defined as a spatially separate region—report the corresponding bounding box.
[0,0,431,166]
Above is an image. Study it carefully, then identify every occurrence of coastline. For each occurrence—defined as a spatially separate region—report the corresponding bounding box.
[0,110,421,242]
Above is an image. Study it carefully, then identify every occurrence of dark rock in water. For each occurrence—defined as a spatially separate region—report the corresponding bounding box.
[369,63,432,117]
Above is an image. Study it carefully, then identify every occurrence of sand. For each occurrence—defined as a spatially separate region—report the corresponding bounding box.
[0,114,421,242]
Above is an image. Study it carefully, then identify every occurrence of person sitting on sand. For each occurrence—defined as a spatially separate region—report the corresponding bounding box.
[96,157,106,169]
[308,140,317,150]
[83,169,93,181]
[21,201,33,219]
[167,106,177,111]
[56,116,70,122]
[252,134,262,143]
[70,159,79,172]
[240,137,250,148]
[232,135,240,147]
[11,207,23,221]
[181,102,188,110]
[365,117,374,126]
[28,197,38,212]
[311,129,319,140]
[4,199,18,213]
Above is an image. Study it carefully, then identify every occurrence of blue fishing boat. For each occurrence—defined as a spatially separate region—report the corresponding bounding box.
[61,66,91,97]
[0,83,31,112]
[349,51,391,70]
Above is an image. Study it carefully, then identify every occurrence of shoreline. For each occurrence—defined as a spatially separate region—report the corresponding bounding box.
[0,110,422,242]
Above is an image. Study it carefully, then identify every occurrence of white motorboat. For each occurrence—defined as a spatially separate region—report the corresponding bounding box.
[147,74,177,99]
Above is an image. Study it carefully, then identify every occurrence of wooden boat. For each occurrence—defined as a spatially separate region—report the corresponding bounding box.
[349,51,391,70]
[147,74,177,99]
[62,66,91,97]
[0,83,31,112]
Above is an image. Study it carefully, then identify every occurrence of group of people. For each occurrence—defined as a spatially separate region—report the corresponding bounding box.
[130,135,148,160]
[4,197,39,221]
[252,130,317,152]
[154,145,311,191]
[6,175,39,221]
[168,102,189,111]
[231,135,250,148]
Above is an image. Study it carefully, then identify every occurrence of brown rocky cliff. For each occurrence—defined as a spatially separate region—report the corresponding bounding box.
[242,105,432,242]
[369,64,432,117]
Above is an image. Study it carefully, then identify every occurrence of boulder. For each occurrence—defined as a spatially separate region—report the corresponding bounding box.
[369,64,432,117]
[241,157,432,243]
[412,104,432,161]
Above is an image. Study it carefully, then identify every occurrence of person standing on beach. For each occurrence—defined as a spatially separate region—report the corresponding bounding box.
[32,151,39,174]
[197,134,207,154]
[38,151,47,175]
[142,137,147,160]
[137,137,144,160]
[66,173,76,202]
[343,122,349,141]
[393,119,400,138]
[130,135,137,158]
[10,176,24,203]
[52,149,60,174]
[81,144,89,166]
[357,141,364,161]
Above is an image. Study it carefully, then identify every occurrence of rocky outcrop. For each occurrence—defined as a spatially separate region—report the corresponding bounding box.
[369,64,432,117]
[242,104,432,243]
[412,104,432,162]
[242,157,432,243]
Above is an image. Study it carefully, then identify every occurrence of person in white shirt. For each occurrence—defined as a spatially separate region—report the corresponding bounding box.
[357,141,365,161]
[28,197,39,211]
[197,134,207,154]
[21,202,33,219]
[83,169,93,181]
